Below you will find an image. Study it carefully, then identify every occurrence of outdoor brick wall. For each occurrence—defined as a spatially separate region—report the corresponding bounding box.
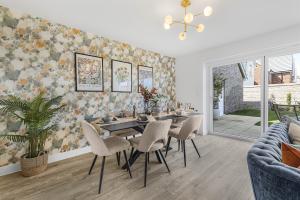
[254,64,262,85]
[270,72,292,84]
[213,64,244,114]
[244,83,300,104]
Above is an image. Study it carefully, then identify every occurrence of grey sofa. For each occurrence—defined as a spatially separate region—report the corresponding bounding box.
[247,121,300,200]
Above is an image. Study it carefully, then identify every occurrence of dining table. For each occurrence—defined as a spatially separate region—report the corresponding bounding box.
[98,112,201,169]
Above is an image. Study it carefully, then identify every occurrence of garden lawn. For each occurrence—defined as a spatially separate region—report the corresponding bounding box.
[229,109,279,126]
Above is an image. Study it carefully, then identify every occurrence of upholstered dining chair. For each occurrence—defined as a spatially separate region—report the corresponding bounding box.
[171,117,187,151]
[81,121,132,194]
[165,115,203,167]
[128,119,172,187]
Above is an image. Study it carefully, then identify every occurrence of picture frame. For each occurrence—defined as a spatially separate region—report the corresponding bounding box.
[74,53,104,92]
[138,65,153,92]
[111,59,132,93]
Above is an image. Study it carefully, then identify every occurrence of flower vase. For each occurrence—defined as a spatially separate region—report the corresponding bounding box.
[144,101,150,115]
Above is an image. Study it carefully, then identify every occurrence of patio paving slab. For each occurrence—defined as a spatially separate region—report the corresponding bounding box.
[214,114,261,139]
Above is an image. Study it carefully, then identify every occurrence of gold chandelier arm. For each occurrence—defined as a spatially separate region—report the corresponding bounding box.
[194,12,203,17]
[172,20,185,25]
[172,20,198,29]
[188,24,198,28]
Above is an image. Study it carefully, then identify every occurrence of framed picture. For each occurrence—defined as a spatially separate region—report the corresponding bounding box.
[74,53,104,92]
[138,65,153,92]
[111,60,132,92]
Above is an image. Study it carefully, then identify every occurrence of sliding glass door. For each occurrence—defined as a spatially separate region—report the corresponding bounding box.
[212,58,264,139]
[266,52,300,127]
[211,48,300,139]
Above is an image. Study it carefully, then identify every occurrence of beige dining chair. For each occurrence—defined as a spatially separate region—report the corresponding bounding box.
[171,117,187,151]
[81,121,132,194]
[128,119,172,187]
[165,115,203,167]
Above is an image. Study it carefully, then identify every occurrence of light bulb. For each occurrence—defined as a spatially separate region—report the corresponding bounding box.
[178,32,186,41]
[204,6,213,17]
[164,23,170,30]
[164,15,173,25]
[184,12,194,23]
[196,24,205,32]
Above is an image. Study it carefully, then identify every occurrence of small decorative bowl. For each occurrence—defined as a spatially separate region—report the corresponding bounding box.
[102,116,113,123]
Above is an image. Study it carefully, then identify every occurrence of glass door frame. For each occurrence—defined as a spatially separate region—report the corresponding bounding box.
[208,56,267,138]
[261,56,268,134]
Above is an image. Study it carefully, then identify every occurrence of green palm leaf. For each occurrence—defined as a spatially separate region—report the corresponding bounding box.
[0,134,27,143]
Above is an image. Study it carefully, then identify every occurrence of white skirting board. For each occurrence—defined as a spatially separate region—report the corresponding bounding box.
[0,146,91,176]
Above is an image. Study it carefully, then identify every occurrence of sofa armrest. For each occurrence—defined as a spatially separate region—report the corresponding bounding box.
[281,115,300,128]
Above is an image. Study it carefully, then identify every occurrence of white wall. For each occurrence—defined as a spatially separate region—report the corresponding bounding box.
[175,54,207,134]
[175,24,300,135]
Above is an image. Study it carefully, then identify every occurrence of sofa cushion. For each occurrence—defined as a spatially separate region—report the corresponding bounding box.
[281,143,300,168]
[289,123,300,145]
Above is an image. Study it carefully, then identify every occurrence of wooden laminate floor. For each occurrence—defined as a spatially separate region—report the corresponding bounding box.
[0,135,254,200]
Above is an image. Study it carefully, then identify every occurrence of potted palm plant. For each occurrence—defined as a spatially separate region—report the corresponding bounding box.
[213,74,226,119]
[0,92,64,176]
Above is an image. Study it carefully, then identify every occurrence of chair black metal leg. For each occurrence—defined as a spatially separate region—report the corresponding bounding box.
[98,156,106,194]
[123,150,132,178]
[144,152,148,187]
[177,139,181,151]
[183,140,187,167]
[191,139,201,158]
[165,136,171,157]
[158,150,170,174]
[155,151,162,163]
[88,155,98,175]
[130,147,134,159]
[116,152,120,166]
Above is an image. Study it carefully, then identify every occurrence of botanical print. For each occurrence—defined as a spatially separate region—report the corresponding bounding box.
[112,60,132,92]
[75,53,103,91]
[138,66,153,92]
[0,5,176,167]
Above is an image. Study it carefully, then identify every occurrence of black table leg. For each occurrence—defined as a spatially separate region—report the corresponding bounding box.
[122,150,142,169]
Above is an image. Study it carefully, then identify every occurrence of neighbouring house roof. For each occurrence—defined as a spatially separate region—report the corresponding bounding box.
[269,55,293,72]
[238,63,246,79]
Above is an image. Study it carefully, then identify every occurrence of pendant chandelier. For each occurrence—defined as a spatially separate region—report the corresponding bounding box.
[164,0,213,40]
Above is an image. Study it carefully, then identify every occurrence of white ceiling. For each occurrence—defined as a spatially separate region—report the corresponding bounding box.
[1,0,300,57]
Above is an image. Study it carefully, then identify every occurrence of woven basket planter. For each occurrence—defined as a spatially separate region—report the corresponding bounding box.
[20,151,48,177]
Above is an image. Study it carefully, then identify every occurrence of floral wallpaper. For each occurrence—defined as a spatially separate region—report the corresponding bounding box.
[0,6,176,167]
